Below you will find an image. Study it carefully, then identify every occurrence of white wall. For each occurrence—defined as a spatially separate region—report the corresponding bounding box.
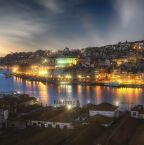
[89,110,116,117]
[131,111,144,119]
[0,109,8,121]
[29,120,72,129]
[131,111,139,118]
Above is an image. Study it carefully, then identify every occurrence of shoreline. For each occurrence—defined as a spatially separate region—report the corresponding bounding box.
[13,74,144,88]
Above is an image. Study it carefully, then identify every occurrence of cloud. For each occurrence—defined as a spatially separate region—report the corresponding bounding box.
[39,0,63,13]
[0,0,144,56]
[114,0,144,28]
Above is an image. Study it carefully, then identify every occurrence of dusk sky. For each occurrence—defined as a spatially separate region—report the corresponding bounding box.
[0,0,144,56]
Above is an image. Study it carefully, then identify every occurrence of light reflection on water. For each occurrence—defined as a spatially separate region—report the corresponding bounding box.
[0,75,144,108]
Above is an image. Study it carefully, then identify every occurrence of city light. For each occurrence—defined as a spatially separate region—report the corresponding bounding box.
[115,101,119,106]
[12,66,19,73]
[77,75,82,79]
[56,58,77,67]
[42,59,48,64]
[38,69,48,77]
[65,74,72,79]
[67,105,72,110]
[86,75,90,78]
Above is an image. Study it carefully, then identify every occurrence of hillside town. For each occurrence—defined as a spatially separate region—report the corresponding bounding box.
[1,40,144,87]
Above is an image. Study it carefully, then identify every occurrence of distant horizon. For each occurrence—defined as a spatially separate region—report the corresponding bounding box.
[0,38,144,57]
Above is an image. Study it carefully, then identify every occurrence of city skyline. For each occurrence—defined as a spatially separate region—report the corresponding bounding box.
[0,0,144,56]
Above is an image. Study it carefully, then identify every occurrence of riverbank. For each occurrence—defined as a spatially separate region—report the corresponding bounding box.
[14,74,144,88]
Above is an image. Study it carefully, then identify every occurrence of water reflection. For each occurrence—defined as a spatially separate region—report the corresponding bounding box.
[57,85,72,98]
[37,82,49,106]
[94,86,102,104]
[0,75,143,108]
[114,87,142,108]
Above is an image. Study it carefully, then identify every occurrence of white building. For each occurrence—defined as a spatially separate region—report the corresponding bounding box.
[28,120,72,129]
[89,103,119,118]
[26,107,76,129]
[0,109,8,128]
[131,105,144,119]
[53,99,80,108]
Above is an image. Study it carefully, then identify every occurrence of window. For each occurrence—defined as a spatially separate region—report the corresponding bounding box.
[132,111,137,116]
[64,125,67,129]
[48,124,52,128]
[56,124,60,128]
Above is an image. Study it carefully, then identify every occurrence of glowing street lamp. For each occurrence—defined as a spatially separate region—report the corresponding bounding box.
[67,105,72,110]
[115,101,119,106]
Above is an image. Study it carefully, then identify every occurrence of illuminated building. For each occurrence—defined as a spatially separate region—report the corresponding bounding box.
[56,57,77,67]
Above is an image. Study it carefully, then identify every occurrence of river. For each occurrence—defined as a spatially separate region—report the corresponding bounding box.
[0,71,144,109]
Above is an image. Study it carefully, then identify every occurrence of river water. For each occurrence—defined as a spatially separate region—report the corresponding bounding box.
[0,71,144,109]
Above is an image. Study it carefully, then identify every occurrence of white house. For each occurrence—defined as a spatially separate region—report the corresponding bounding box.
[131,105,144,119]
[89,103,119,118]
[53,99,80,108]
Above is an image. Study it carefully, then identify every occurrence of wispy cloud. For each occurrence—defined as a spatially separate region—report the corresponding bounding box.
[39,0,63,13]
[0,0,144,56]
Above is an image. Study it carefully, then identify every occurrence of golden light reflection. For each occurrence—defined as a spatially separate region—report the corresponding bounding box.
[77,85,82,96]
[94,86,102,104]
[86,86,90,96]
[58,85,72,98]
[25,80,32,90]
[13,76,23,91]
[115,87,142,107]
[38,82,49,106]
[15,77,22,85]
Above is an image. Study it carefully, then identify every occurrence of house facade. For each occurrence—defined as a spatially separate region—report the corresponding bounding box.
[131,105,144,119]
[89,103,119,118]
[27,120,72,129]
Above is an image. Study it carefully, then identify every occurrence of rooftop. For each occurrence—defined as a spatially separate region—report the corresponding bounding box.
[131,105,144,114]
[24,107,76,123]
[90,102,118,111]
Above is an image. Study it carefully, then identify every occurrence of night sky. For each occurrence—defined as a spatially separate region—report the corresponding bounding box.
[0,0,144,56]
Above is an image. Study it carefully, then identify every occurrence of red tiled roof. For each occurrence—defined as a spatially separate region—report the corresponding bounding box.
[91,102,118,111]
[131,105,143,111]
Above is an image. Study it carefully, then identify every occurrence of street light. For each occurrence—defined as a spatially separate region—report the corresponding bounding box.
[115,101,119,106]
[67,105,72,110]
[42,59,48,64]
